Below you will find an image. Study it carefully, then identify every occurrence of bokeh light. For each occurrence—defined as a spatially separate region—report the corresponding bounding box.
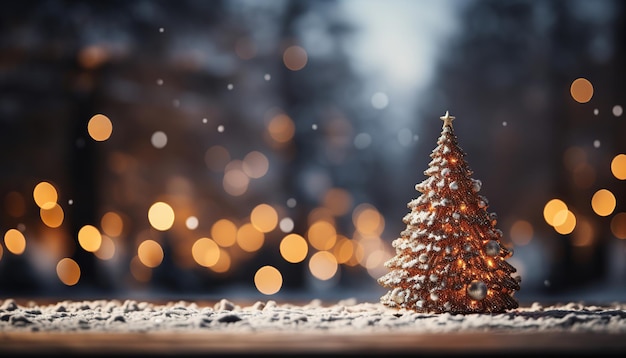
[543,199,568,227]
[192,237,220,267]
[236,223,264,252]
[308,251,338,281]
[148,202,175,231]
[242,151,269,179]
[554,210,576,235]
[353,203,384,236]
[33,181,58,210]
[78,224,102,252]
[283,45,307,71]
[333,235,354,264]
[279,233,308,263]
[130,256,152,283]
[211,219,237,247]
[610,212,626,239]
[250,203,278,233]
[307,220,337,251]
[151,131,168,149]
[279,217,294,233]
[101,211,124,237]
[223,161,250,196]
[613,105,623,117]
[591,189,616,217]
[185,216,199,230]
[268,113,295,144]
[254,265,283,295]
[510,220,533,246]
[87,114,113,141]
[56,258,80,286]
[611,154,626,180]
[323,188,353,216]
[40,203,64,228]
[4,229,26,255]
[572,216,594,247]
[137,240,164,268]
[570,78,593,103]
[210,249,231,273]
[94,235,116,260]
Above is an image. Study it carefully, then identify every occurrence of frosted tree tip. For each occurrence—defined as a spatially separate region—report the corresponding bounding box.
[440,111,455,128]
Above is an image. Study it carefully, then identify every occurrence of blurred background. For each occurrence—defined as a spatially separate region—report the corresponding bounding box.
[1,0,625,304]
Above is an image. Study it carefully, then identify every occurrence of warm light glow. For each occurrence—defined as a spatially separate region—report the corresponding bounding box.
[268,113,295,143]
[204,145,231,172]
[56,258,80,286]
[279,233,308,263]
[333,235,354,264]
[40,203,64,228]
[591,189,616,217]
[572,217,594,247]
[554,210,576,235]
[570,78,593,103]
[611,154,626,180]
[148,202,175,231]
[33,181,58,209]
[130,256,152,282]
[283,45,308,71]
[308,251,338,281]
[323,188,354,216]
[308,207,335,226]
[543,199,568,226]
[78,224,102,252]
[254,265,283,295]
[211,219,237,247]
[611,212,626,239]
[307,220,337,251]
[87,114,113,141]
[0,245,3,261]
[4,229,26,255]
[210,249,231,273]
[94,235,116,260]
[101,211,123,237]
[236,223,265,252]
[250,204,278,233]
[137,240,164,268]
[242,151,270,179]
[352,203,384,236]
[223,162,249,196]
[510,220,533,246]
[192,237,220,267]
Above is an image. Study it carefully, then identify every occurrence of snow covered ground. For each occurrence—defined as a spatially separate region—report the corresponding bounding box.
[2,297,626,334]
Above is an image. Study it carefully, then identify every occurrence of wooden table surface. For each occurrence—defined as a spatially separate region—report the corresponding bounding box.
[2,330,625,356]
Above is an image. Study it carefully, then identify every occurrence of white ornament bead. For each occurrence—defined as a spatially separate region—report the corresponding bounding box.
[485,240,500,256]
[429,274,438,282]
[430,292,439,301]
[418,253,428,263]
[467,280,487,300]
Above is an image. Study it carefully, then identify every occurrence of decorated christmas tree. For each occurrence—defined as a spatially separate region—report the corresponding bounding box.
[378,111,521,313]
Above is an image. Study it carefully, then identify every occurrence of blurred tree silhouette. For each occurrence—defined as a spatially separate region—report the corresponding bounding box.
[416,0,626,295]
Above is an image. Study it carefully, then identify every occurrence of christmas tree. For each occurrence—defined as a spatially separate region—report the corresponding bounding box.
[378,111,521,314]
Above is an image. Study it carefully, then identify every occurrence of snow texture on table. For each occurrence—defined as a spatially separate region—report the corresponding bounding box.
[2,298,626,334]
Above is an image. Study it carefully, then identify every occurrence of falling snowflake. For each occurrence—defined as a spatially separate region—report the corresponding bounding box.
[264,74,271,81]
[227,83,234,90]
[217,125,225,133]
